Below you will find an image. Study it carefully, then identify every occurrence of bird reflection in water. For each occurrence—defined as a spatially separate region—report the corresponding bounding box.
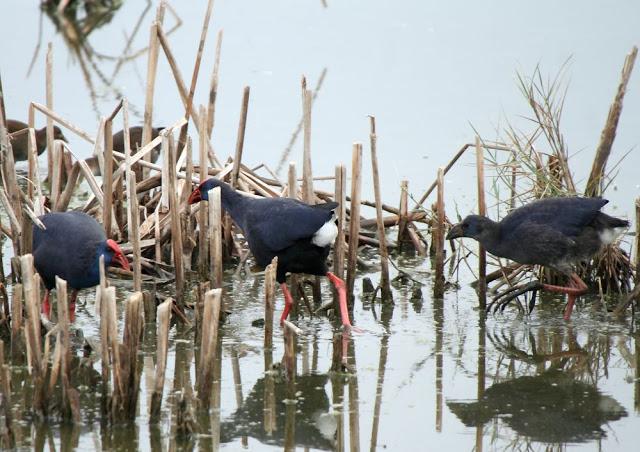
[448,325,628,445]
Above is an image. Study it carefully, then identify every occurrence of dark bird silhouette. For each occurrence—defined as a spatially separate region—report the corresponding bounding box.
[7,119,67,161]
[188,178,356,331]
[220,373,335,450]
[447,371,627,443]
[33,211,130,319]
[447,197,628,319]
[85,126,165,175]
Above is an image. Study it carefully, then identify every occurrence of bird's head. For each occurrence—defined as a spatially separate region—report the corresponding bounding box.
[447,215,494,242]
[188,178,223,204]
[53,126,68,143]
[103,239,130,271]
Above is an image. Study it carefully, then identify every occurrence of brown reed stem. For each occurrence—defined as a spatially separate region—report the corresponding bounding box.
[231,86,250,188]
[142,4,166,156]
[127,170,142,291]
[476,137,487,308]
[168,135,184,303]
[197,288,222,409]
[369,116,392,302]
[288,163,301,318]
[434,168,445,298]
[198,105,209,277]
[397,180,409,245]
[0,341,13,448]
[282,320,299,382]
[150,298,173,421]
[264,257,277,353]
[207,30,224,136]
[45,42,54,182]
[103,118,114,238]
[209,186,223,288]
[347,143,363,303]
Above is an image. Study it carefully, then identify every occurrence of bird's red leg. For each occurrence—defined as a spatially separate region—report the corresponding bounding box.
[69,290,78,323]
[280,283,294,325]
[542,273,588,321]
[326,272,362,333]
[42,289,51,318]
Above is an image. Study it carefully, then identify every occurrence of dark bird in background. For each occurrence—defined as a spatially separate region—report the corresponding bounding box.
[86,125,165,175]
[6,119,68,161]
[188,178,357,331]
[447,197,628,320]
[33,211,130,320]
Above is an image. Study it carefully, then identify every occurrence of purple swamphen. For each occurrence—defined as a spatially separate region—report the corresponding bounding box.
[447,197,628,320]
[33,211,130,320]
[188,178,357,332]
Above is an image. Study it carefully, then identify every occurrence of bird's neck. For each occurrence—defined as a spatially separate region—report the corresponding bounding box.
[217,183,248,226]
[476,220,503,255]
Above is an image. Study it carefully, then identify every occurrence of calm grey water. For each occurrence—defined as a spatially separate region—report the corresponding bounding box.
[1,1,640,451]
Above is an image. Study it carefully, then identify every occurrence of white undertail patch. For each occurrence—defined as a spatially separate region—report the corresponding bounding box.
[312,220,338,247]
[599,227,626,245]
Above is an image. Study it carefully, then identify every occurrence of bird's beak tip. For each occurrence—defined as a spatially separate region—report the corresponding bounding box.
[446,224,462,240]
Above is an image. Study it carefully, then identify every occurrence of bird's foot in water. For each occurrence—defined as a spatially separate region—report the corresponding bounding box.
[342,324,365,334]
[487,281,544,315]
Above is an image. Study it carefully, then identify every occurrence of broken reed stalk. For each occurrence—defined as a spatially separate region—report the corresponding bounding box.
[0,106,23,256]
[433,168,445,298]
[150,298,173,422]
[21,255,46,415]
[142,4,166,158]
[56,276,80,422]
[208,186,223,288]
[476,137,487,308]
[177,0,215,154]
[50,141,63,210]
[369,116,392,301]
[347,143,363,302]
[585,46,637,197]
[198,105,209,277]
[168,136,185,303]
[45,42,54,182]
[397,180,409,244]
[197,288,222,409]
[103,118,114,238]
[282,320,300,382]
[121,292,144,421]
[10,283,22,358]
[127,170,142,292]
[207,29,224,136]
[264,257,277,355]
[288,163,301,317]
[231,86,250,188]
[333,165,347,281]
[301,78,314,204]
[99,286,114,414]
[0,341,13,448]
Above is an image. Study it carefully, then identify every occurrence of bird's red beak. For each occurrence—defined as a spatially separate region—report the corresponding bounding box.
[107,239,131,271]
[188,187,202,204]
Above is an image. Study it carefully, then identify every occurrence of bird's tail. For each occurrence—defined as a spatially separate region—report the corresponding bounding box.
[595,212,629,244]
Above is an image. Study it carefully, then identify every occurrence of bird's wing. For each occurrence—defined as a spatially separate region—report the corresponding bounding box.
[244,199,338,252]
[505,221,575,266]
[500,197,607,238]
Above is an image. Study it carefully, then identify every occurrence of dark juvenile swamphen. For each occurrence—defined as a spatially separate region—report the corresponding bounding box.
[188,178,357,331]
[86,126,165,175]
[7,119,68,161]
[33,211,130,319]
[447,197,629,320]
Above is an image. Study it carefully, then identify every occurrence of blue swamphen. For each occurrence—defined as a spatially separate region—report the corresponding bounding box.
[447,197,628,320]
[7,119,68,161]
[188,178,357,331]
[33,211,130,319]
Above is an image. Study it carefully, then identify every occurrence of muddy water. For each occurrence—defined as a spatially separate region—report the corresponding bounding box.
[1,1,640,451]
